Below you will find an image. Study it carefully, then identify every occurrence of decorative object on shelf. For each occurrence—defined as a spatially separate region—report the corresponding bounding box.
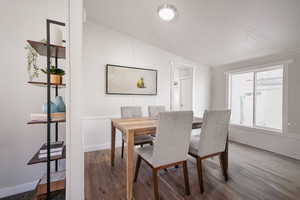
[25,43,40,81]
[42,101,58,113]
[54,96,66,112]
[50,25,63,46]
[41,66,65,84]
[106,64,157,95]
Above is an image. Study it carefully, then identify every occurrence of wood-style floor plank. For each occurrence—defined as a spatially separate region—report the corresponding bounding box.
[85,142,300,200]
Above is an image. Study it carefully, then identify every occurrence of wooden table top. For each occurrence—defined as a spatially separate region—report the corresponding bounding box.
[111,117,203,134]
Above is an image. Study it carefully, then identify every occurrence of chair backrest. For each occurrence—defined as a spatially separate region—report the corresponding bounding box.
[152,111,193,167]
[121,106,142,118]
[197,110,231,157]
[148,105,166,119]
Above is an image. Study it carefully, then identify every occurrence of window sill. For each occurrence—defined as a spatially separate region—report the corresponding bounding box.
[230,124,283,135]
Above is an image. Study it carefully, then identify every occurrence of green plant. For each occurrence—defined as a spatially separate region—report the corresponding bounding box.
[41,66,65,76]
[25,44,39,81]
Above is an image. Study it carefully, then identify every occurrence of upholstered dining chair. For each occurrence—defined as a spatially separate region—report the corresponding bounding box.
[188,110,231,193]
[120,106,154,158]
[134,111,193,200]
[148,105,166,119]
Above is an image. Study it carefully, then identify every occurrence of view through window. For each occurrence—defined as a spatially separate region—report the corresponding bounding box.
[229,66,283,130]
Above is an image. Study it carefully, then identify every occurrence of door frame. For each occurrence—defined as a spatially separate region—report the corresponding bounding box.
[170,61,196,111]
[66,0,84,199]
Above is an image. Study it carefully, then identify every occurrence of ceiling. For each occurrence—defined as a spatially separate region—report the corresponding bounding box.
[85,0,300,66]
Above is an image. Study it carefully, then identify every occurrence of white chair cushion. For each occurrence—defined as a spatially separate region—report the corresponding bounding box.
[135,145,154,164]
[189,134,200,155]
[122,134,153,145]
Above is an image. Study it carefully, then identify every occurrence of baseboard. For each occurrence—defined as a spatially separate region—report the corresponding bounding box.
[84,142,122,152]
[0,180,38,198]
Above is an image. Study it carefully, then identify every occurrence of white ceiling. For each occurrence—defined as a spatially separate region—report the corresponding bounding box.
[85,0,300,66]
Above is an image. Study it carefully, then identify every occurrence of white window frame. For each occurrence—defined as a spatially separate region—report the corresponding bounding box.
[226,60,291,134]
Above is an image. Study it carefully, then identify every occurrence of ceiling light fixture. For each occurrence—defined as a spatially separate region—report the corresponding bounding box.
[157,4,177,22]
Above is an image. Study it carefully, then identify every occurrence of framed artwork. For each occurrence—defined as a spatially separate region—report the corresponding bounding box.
[106,64,157,95]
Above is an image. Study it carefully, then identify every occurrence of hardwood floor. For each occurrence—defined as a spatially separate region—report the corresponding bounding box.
[85,142,300,200]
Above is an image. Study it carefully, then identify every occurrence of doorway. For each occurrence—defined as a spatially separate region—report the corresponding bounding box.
[171,63,194,111]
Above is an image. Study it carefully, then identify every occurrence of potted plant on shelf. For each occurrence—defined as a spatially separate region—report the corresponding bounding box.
[41,66,65,84]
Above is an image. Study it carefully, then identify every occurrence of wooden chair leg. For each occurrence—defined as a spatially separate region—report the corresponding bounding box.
[219,152,228,181]
[196,157,204,193]
[121,139,124,159]
[152,168,160,200]
[182,161,191,195]
[134,155,142,182]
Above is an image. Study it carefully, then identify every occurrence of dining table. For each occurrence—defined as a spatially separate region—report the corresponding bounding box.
[110,117,228,200]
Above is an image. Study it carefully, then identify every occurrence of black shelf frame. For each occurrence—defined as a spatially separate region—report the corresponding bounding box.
[46,19,65,200]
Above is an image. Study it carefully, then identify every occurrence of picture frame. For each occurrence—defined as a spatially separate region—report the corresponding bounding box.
[106,64,158,95]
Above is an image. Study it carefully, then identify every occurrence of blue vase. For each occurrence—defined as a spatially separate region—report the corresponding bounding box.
[54,96,65,112]
[42,102,58,113]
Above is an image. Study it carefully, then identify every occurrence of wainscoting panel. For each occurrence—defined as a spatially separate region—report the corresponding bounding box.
[82,116,122,152]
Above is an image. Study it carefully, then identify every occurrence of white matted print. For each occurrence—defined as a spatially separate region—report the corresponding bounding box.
[106,64,157,95]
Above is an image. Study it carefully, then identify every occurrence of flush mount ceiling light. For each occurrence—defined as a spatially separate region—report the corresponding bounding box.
[157,4,177,21]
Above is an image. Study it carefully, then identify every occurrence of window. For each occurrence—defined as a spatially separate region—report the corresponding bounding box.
[228,66,283,131]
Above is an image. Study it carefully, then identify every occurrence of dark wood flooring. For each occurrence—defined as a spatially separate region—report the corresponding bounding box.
[0,190,65,200]
[85,142,300,200]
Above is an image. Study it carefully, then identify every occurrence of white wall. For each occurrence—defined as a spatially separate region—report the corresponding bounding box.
[82,21,211,151]
[0,0,65,197]
[211,51,300,160]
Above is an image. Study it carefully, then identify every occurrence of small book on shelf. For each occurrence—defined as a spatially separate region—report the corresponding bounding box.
[30,113,66,121]
[38,151,62,159]
[38,141,64,158]
[40,141,64,154]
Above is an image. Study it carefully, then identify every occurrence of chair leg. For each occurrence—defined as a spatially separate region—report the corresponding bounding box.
[134,155,142,182]
[121,139,124,159]
[152,168,160,200]
[182,161,191,195]
[196,157,204,193]
[219,152,228,181]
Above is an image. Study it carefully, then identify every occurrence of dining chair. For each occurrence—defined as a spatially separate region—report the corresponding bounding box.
[148,105,166,119]
[134,111,193,200]
[120,106,154,158]
[188,110,231,193]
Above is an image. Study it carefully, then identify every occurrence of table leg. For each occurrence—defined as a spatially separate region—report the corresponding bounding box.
[126,130,134,200]
[111,121,116,167]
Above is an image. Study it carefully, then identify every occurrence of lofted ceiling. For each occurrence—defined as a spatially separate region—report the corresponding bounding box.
[85,0,300,66]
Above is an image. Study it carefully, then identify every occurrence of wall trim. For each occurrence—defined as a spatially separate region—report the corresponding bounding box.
[0,180,38,198]
[81,115,119,120]
[84,142,122,152]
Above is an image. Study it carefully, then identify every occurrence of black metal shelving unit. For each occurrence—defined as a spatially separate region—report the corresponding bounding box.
[27,19,66,200]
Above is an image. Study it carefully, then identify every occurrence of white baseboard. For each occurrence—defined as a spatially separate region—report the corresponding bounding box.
[0,180,38,198]
[84,142,122,152]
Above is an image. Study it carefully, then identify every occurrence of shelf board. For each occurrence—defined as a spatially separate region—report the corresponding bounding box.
[27,119,66,124]
[35,170,65,196]
[27,145,66,165]
[28,81,66,88]
[27,40,65,59]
